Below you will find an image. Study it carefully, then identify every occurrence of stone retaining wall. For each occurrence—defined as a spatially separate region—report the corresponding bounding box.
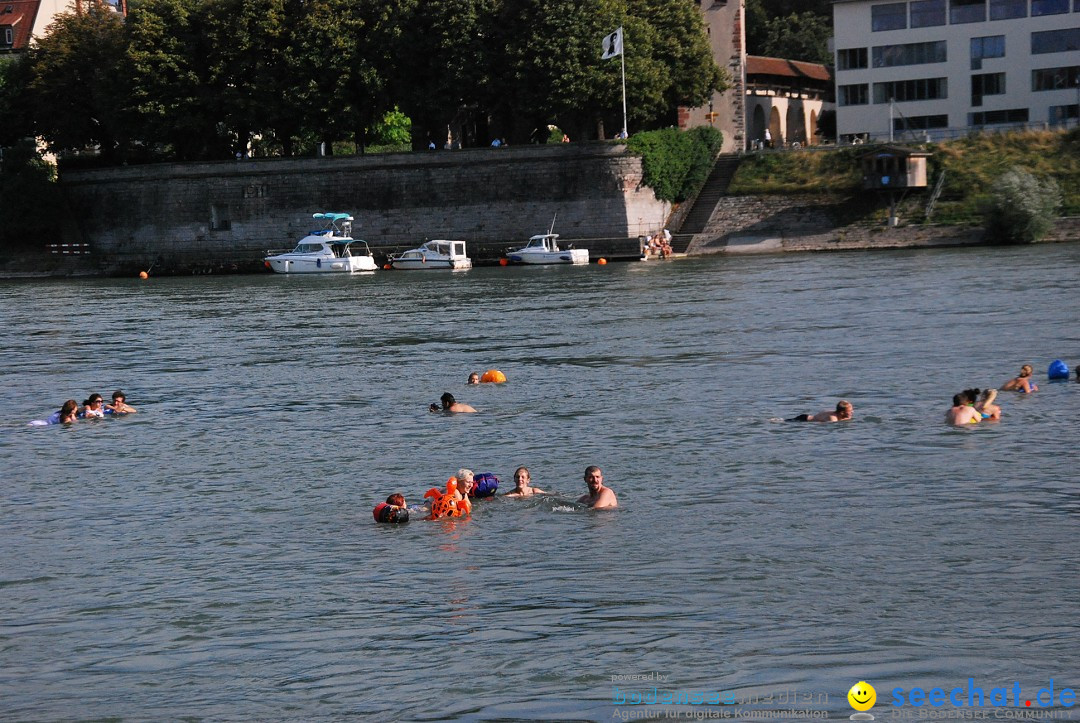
[60,144,668,275]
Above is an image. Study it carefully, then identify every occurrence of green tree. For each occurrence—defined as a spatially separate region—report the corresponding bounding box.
[125,0,215,159]
[760,11,832,64]
[25,7,133,161]
[0,56,34,147]
[983,167,1062,244]
[0,141,64,252]
[394,0,496,148]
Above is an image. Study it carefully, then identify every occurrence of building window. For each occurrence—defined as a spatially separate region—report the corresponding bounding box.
[970,35,1005,68]
[840,84,870,105]
[971,72,1006,105]
[1049,104,1079,124]
[2,26,12,47]
[1031,28,1080,54]
[911,0,948,25]
[873,40,947,67]
[951,0,987,22]
[872,2,909,30]
[894,114,950,130]
[1032,0,1069,12]
[969,108,1029,124]
[989,0,1027,18]
[1032,65,1080,90]
[838,48,869,70]
[874,77,948,102]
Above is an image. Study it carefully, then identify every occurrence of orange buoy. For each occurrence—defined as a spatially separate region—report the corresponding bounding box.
[480,369,507,384]
[138,271,149,279]
[499,258,508,266]
[264,260,271,270]
[597,258,608,265]
[383,263,391,270]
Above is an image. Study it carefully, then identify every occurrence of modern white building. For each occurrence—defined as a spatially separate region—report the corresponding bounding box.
[832,0,1080,142]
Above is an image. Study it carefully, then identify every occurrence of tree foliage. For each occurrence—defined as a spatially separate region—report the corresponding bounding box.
[12,0,726,162]
[983,167,1062,244]
[746,0,832,63]
[0,141,65,252]
[626,125,723,202]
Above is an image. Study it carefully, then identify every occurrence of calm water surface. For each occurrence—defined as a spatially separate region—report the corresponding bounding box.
[2,244,1079,721]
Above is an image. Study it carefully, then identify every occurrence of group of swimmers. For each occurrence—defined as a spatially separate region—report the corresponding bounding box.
[944,363,1054,426]
[374,464,619,523]
[32,390,137,425]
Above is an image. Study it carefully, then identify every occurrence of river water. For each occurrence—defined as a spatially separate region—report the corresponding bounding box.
[2,244,1078,721]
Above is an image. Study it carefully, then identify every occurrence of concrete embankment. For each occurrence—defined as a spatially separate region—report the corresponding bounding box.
[684,193,1080,254]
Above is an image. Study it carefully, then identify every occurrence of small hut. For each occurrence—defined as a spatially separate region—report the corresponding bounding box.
[861,146,931,191]
[861,146,933,226]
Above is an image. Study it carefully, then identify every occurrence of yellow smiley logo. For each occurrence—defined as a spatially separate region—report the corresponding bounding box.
[848,681,876,711]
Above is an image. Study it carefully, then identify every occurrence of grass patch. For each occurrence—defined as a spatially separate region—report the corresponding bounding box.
[726,129,1080,225]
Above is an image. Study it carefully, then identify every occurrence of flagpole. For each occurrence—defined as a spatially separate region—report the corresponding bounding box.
[620,35,627,138]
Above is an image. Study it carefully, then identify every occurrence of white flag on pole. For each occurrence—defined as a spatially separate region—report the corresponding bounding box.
[601,27,623,60]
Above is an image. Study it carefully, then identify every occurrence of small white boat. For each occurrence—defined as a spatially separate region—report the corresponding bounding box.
[265,213,378,274]
[506,233,589,265]
[390,240,472,270]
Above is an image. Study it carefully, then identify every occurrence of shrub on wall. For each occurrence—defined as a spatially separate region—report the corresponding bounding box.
[627,126,723,203]
[983,167,1061,244]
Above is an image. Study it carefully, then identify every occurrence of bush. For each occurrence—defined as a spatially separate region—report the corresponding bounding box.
[983,167,1061,244]
[626,126,724,202]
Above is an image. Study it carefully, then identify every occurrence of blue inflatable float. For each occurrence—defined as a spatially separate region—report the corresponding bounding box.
[1048,359,1069,380]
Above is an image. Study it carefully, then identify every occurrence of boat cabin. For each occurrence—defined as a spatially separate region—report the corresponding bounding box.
[525,234,560,252]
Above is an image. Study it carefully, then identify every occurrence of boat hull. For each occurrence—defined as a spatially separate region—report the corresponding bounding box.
[506,249,589,265]
[265,255,378,273]
[391,258,472,271]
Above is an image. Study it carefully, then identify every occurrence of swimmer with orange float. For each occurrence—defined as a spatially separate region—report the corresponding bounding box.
[373,493,410,523]
[424,478,472,519]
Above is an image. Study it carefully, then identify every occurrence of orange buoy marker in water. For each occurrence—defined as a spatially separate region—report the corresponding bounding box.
[480,369,507,384]
[499,258,509,266]
[138,271,149,279]
[597,258,608,265]
[383,263,391,270]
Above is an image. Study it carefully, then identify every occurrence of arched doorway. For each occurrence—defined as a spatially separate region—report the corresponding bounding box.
[752,105,766,148]
[769,107,783,148]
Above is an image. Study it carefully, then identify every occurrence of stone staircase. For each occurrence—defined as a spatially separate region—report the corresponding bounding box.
[671,154,742,253]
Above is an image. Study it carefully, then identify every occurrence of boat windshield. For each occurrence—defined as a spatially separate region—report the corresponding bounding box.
[292,243,326,253]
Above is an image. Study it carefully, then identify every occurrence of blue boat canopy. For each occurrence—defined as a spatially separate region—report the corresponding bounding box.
[312,212,354,223]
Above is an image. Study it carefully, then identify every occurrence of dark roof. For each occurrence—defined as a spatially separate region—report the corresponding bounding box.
[0,0,40,52]
[746,55,832,82]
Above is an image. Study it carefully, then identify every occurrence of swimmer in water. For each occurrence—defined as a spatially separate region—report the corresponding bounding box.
[436,392,477,413]
[789,400,853,422]
[505,466,547,497]
[1001,364,1038,393]
[578,465,617,509]
[106,390,137,414]
[945,394,980,425]
[467,372,480,385]
[456,469,475,497]
[976,388,1001,421]
[81,393,106,419]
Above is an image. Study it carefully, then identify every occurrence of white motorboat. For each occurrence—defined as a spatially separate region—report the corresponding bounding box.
[390,240,472,270]
[265,213,378,273]
[505,233,588,265]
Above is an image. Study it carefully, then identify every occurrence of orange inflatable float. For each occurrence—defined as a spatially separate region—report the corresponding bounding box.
[424,478,472,520]
[480,369,506,384]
